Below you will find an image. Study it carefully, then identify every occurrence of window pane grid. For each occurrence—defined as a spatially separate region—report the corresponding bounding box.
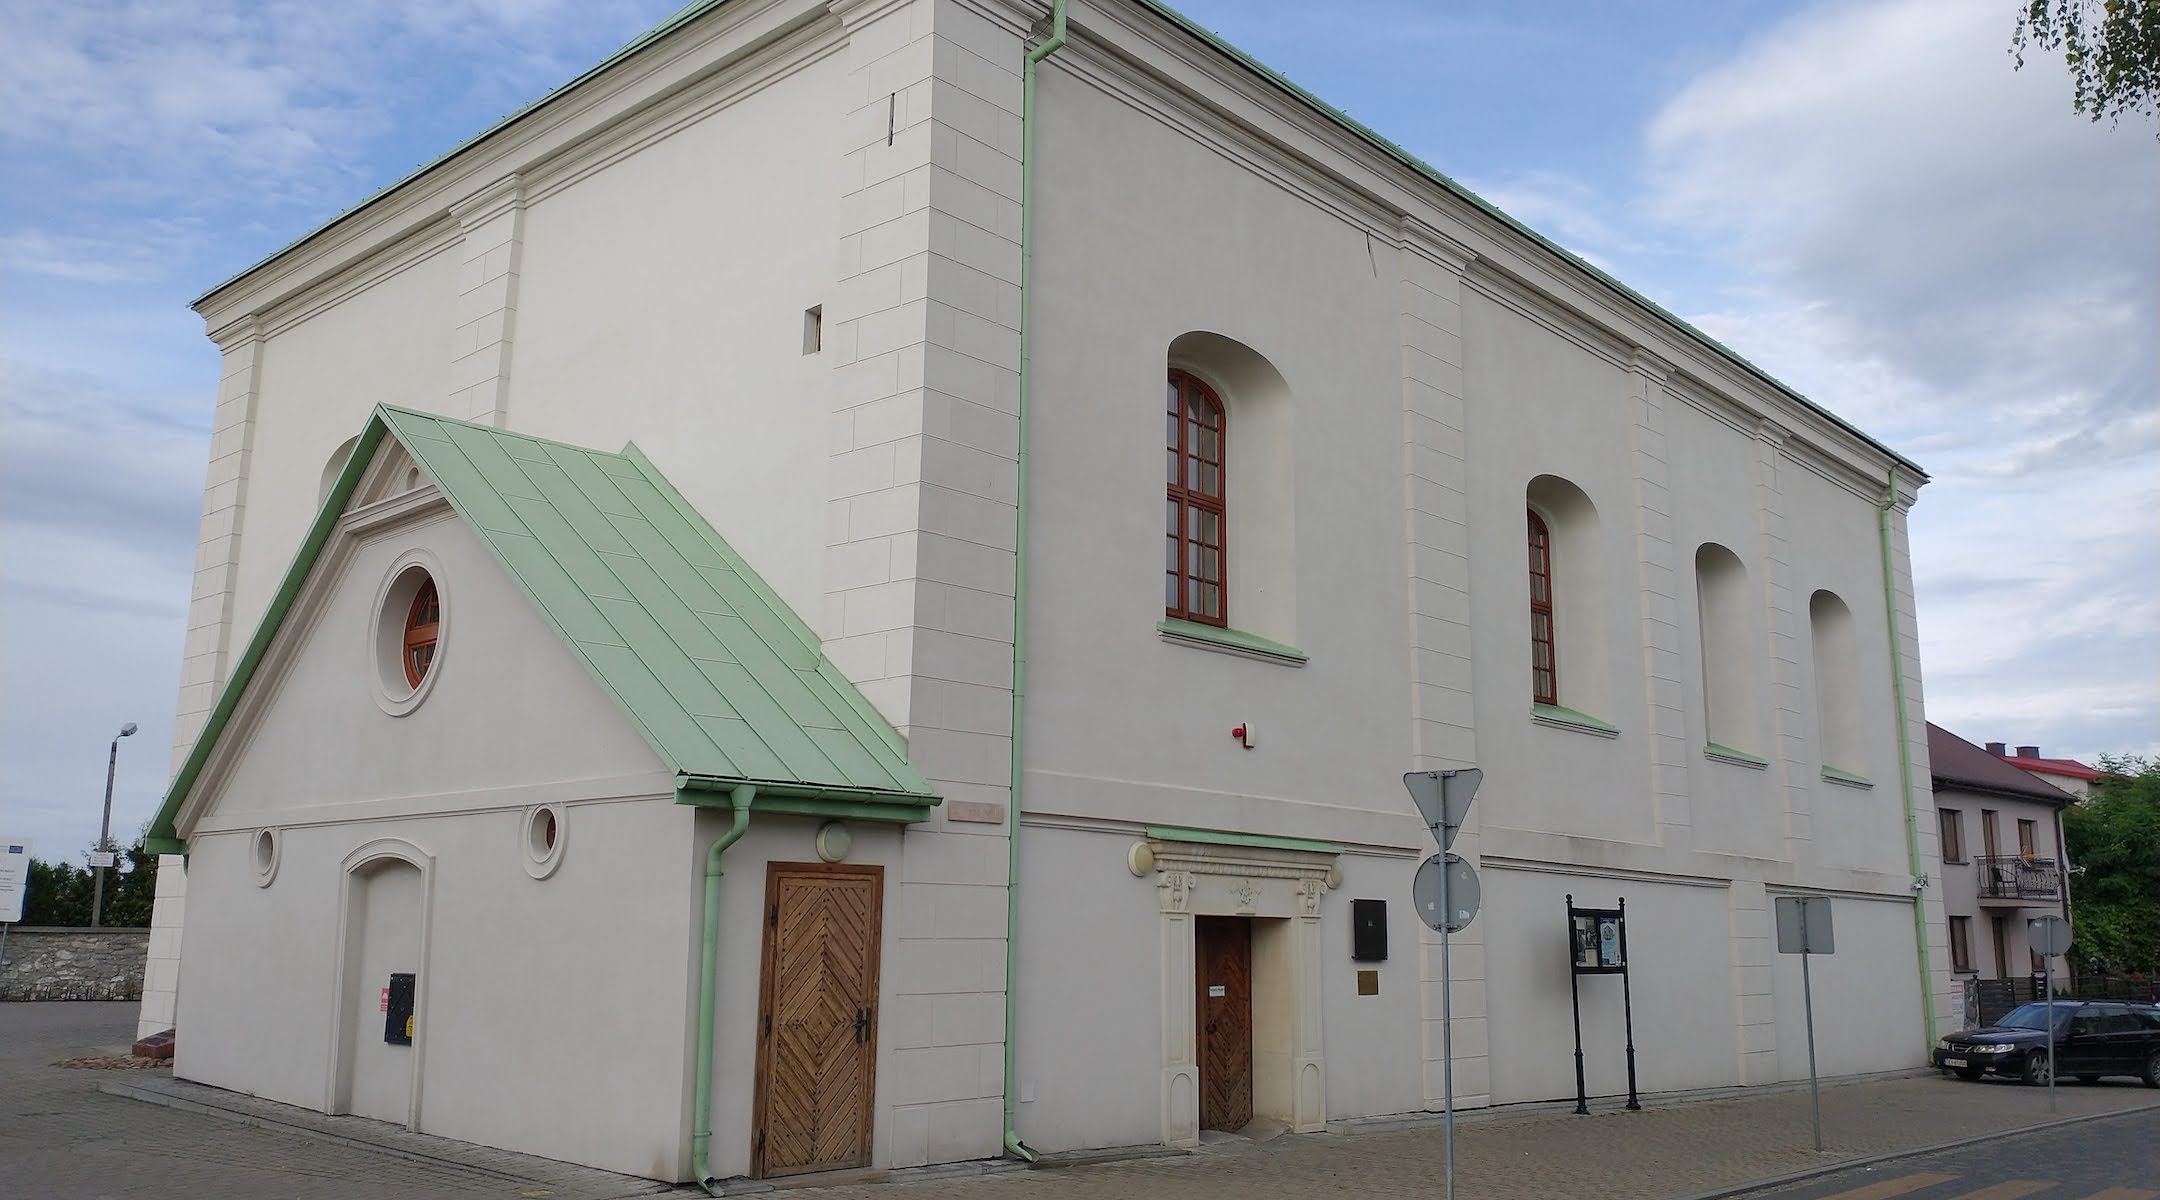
[1165,370,1228,627]
[1527,512,1558,705]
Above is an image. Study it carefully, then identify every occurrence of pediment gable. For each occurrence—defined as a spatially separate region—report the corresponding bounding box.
[151,405,936,852]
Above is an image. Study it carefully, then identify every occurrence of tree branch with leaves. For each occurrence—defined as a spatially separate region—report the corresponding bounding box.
[2013,0,2160,128]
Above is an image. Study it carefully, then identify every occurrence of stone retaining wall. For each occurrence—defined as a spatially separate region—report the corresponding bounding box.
[0,927,148,1001]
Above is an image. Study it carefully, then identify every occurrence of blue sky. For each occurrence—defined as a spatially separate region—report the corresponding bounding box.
[2,0,2154,864]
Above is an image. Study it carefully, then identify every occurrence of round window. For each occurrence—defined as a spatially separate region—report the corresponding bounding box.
[522,804,567,879]
[251,827,281,887]
[372,554,447,717]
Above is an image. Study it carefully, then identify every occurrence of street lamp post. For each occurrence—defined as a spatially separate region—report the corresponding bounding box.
[90,722,138,927]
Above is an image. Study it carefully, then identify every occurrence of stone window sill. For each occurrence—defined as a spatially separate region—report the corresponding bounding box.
[1820,766,1874,789]
[1157,619,1307,667]
[1704,743,1769,769]
[1531,703,1619,739]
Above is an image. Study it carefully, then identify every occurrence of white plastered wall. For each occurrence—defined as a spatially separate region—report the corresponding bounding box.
[173,496,700,1179]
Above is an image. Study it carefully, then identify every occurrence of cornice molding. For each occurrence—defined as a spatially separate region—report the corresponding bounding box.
[193,0,830,334]
[208,314,266,353]
[448,174,527,227]
[1397,214,1474,274]
[1628,346,1675,382]
[827,0,913,30]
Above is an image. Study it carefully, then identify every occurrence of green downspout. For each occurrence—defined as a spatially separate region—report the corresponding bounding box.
[692,783,754,1194]
[1003,0,1066,1165]
[1878,469,1938,1053]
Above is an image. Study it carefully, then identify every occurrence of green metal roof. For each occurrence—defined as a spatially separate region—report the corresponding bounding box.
[149,405,933,851]
[194,0,1920,477]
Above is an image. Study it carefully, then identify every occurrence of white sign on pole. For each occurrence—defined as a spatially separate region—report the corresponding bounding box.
[2029,916,2072,957]
[86,850,117,870]
[1774,895,1835,955]
[1772,895,1834,1152]
[0,840,31,924]
[1404,769,1481,852]
[1403,768,1480,1200]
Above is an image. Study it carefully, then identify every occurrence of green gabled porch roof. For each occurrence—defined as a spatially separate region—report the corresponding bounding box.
[149,405,934,852]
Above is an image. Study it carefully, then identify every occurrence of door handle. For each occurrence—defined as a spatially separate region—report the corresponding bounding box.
[854,1008,870,1043]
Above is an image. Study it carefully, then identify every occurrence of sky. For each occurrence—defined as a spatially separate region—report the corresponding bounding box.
[1,0,2153,864]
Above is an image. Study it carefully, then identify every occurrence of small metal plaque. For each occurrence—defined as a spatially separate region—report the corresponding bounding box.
[1207,984,1226,998]
[1356,970,1379,996]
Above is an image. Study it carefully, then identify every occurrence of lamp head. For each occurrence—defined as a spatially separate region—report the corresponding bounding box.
[118,722,138,738]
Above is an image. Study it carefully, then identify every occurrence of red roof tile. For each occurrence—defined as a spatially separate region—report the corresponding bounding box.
[2002,755,2101,782]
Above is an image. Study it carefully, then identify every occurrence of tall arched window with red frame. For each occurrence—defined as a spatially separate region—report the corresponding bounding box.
[1528,510,1558,705]
[1166,369,1227,626]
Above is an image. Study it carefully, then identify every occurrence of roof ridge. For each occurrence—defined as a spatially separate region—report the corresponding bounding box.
[194,1,1920,478]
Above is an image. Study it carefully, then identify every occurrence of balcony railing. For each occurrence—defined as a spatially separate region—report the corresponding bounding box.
[1976,854,2062,901]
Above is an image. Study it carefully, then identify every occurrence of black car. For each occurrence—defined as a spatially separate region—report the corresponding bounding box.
[1935,999,2160,1087]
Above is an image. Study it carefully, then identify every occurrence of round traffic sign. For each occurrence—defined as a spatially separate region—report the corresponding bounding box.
[1412,852,1481,933]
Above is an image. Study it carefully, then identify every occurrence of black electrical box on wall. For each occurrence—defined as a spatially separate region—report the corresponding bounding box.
[384,973,416,1045]
[1352,899,1388,961]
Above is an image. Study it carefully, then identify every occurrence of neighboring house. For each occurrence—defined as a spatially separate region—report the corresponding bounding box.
[1994,742,2103,800]
[135,0,1953,1185]
[1928,725,2075,996]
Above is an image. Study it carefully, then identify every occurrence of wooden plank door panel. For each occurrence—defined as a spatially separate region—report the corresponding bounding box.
[1195,916,1253,1132]
[753,863,882,1178]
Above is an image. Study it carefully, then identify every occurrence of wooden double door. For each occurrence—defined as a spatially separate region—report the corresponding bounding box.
[1195,915,1254,1132]
[753,863,883,1178]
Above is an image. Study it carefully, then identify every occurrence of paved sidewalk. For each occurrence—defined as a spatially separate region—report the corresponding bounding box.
[7,1002,2156,1199]
[821,1076,2160,1200]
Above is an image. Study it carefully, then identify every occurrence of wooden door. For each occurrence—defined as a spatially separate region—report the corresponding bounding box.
[753,863,883,1178]
[1194,916,1253,1132]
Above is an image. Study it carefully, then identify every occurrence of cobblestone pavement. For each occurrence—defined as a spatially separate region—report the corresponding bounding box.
[0,1002,658,1199]
[6,1002,2157,1199]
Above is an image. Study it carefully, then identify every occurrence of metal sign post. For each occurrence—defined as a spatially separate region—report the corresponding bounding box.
[1406,770,1481,1200]
[2030,915,2072,1114]
[1774,895,1835,1150]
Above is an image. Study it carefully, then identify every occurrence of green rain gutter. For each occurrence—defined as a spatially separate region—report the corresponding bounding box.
[692,783,754,1194]
[1002,0,1067,1166]
[1878,469,1937,1053]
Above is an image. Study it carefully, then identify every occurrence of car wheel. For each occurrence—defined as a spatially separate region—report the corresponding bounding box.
[2022,1052,2053,1087]
[2143,1051,2160,1090]
[1954,1067,1984,1081]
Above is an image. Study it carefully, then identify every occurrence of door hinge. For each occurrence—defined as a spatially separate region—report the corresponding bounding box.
[762,1013,772,1038]
[769,903,778,927]
[756,1127,765,1154]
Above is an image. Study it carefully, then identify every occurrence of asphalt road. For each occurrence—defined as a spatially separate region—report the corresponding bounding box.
[1742,1106,2159,1200]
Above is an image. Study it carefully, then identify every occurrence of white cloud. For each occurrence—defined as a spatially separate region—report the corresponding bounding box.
[1637,0,2160,762]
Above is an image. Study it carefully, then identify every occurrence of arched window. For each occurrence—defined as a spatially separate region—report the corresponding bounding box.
[1524,476,1605,717]
[1165,369,1226,626]
[1694,543,1758,754]
[1808,590,1865,774]
[403,578,441,687]
[1528,511,1558,705]
[319,435,359,505]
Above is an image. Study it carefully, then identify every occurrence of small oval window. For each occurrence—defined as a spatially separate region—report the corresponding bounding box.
[403,579,440,687]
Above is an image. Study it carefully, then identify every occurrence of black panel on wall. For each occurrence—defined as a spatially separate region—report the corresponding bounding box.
[1352,898,1388,962]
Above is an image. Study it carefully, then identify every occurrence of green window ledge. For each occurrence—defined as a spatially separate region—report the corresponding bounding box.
[1820,765,1874,789]
[1157,618,1308,666]
[1531,703,1619,738]
[1704,743,1770,769]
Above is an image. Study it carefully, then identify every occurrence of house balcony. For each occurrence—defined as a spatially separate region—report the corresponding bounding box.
[1975,855,2062,904]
